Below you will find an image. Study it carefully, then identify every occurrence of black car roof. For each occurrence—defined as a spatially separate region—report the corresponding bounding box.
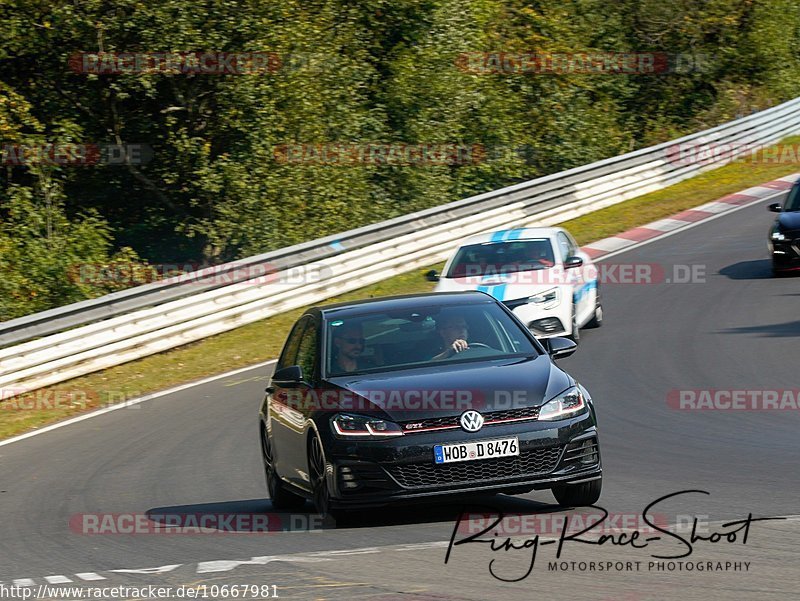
[314,291,496,319]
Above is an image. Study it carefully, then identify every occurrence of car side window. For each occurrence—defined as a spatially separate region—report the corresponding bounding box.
[295,319,319,383]
[556,232,572,261]
[278,316,310,370]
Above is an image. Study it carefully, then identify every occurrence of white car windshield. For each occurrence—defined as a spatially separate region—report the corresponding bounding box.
[444,239,556,278]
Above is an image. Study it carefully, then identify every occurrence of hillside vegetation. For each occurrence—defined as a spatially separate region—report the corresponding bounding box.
[2,0,800,319]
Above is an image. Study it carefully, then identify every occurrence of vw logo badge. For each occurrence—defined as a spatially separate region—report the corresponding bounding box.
[460,410,484,432]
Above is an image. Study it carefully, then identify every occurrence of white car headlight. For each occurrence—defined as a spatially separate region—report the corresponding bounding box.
[771,230,786,241]
[539,386,587,421]
[331,413,404,438]
[527,287,560,308]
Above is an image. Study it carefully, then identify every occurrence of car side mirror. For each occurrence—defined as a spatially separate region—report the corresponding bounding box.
[564,256,583,269]
[547,336,577,359]
[425,269,440,282]
[768,203,782,213]
[271,365,306,387]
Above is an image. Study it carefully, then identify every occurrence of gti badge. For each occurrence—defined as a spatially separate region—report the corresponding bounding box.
[459,410,484,432]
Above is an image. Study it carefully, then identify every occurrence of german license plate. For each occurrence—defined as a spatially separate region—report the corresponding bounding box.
[434,437,519,464]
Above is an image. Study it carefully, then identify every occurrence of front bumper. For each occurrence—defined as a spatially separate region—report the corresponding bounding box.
[769,233,800,271]
[320,411,600,507]
[504,300,572,338]
[770,244,800,271]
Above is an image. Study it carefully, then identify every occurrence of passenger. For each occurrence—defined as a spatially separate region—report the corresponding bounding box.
[331,323,375,374]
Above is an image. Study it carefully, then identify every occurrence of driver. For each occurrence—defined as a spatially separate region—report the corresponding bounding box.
[430,314,470,360]
[528,242,554,268]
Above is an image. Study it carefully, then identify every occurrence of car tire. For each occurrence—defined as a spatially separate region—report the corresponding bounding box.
[585,289,603,329]
[567,310,580,345]
[261,425,306,511]
[552,477,602,507]
[309,433,343,524]
[772,265,796,277]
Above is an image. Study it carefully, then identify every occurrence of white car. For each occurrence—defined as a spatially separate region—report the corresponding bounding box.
[428,227,602,342]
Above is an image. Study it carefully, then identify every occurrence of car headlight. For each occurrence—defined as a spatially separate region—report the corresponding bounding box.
[539,386,587,421]
[771,230,786,241]
[528,287,560,308]
[331,413,404,438]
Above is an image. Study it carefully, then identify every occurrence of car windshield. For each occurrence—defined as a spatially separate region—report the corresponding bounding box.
[325,302,539,376]
[444,239,556,278]
[785,185,800,211]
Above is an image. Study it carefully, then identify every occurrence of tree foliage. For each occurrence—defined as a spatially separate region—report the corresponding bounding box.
[2,0,800,319]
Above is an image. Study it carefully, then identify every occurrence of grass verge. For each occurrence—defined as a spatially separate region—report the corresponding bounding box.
[3,142,799,440]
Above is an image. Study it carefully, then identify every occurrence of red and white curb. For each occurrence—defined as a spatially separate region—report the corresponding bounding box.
[580,174,800,260]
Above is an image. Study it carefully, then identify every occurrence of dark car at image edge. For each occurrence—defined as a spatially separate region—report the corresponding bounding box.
[768,180,800,274]
[258,291,601,519]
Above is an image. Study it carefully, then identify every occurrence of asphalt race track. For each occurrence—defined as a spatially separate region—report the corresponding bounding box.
[1,195,799,600]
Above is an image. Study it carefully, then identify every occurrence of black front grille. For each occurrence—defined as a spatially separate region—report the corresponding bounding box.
[485,406,540,422]
[389,446,563,488]
[401,406,540,432]
[403,415,460,430]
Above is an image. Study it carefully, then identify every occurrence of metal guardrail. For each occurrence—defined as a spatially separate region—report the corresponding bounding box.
[2,96,800,395]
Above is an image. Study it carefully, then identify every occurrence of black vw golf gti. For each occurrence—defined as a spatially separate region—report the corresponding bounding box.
[259,291,601,517]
